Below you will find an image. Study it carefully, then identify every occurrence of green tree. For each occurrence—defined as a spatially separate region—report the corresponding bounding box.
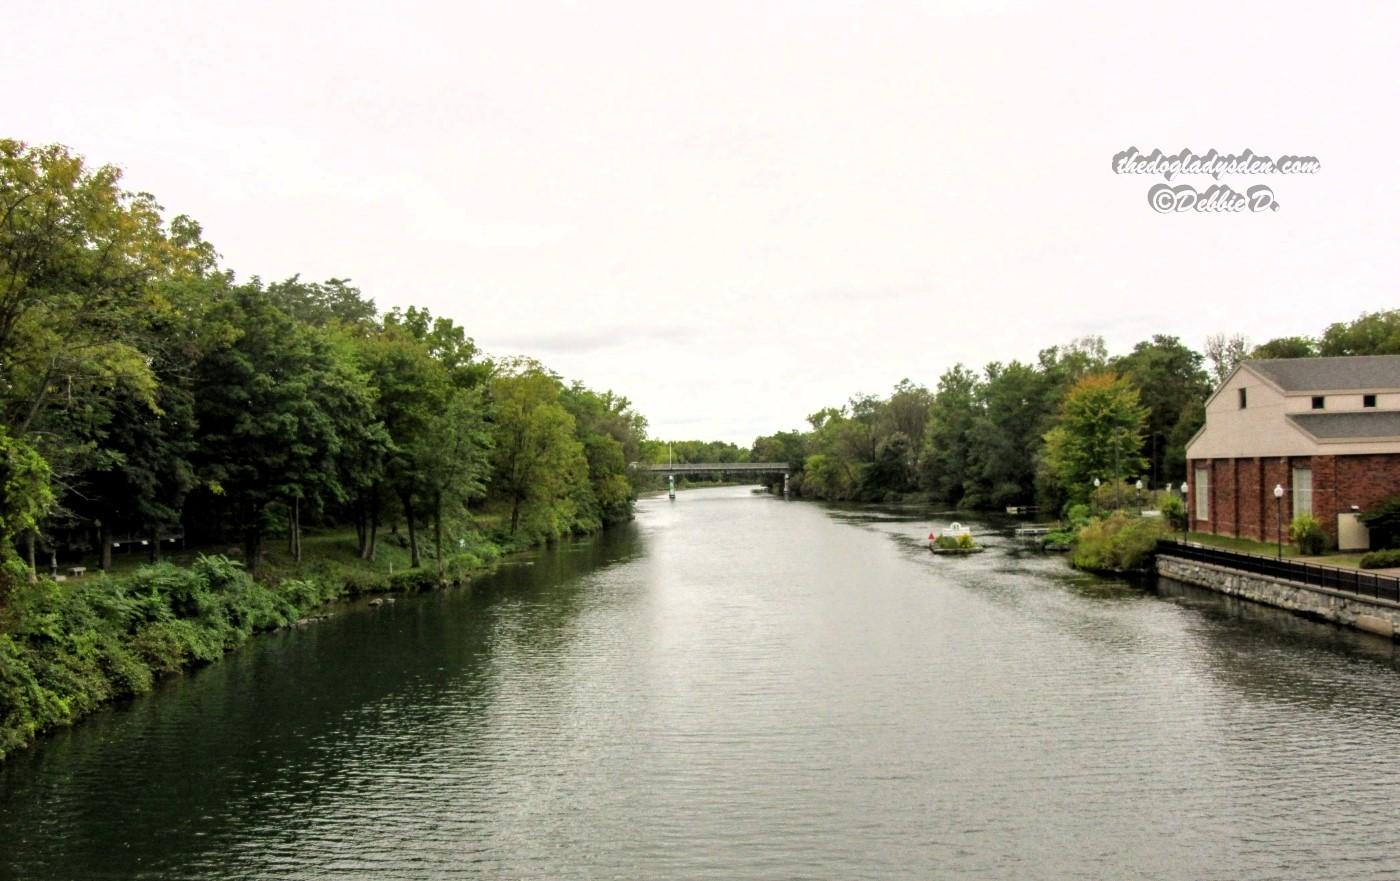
[192,284,376,570]
[966,361,1044,507]
[489,364,588,537]
[416,387,493,567]
[1251,336,1317,359]
[357,325,450,567]
[1112,335,1211,486]
[917,365,981,503]
[0,428,53,587]
[1041,373,1149,506]
[1318,310,1400,355]
[0,139,212,440]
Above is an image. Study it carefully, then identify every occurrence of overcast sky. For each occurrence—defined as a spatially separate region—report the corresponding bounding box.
[10,1,1400,444]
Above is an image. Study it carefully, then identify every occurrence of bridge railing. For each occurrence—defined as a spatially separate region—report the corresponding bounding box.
[1156,540,1400,604]
[632,462,790,473]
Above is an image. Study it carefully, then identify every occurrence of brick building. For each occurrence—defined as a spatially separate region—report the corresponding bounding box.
[1185,355,1400,550]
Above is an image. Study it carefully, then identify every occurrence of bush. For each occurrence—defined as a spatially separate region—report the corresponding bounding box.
[1360,548,1400,570]
[1157,494,1187,531]
[1071,512,1170,573]
[1090,480,1144,513]
[1289,514,1327,555]
[1360,496,1400,550]
[1064,503,1093,529]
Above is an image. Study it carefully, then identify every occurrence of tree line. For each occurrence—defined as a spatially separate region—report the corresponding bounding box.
[0,139,648,585]
[751,310,1400,510]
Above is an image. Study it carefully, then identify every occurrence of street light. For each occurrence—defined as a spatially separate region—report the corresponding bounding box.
[1135,478,1144,514]
[1180,481,1189,542]
[1273,483,1285,559]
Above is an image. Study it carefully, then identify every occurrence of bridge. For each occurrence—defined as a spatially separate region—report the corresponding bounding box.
[631,462,792,496]
[633,462,790,475]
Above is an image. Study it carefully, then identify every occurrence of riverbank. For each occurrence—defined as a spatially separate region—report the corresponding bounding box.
[0,525,560,763]
[1156,554,1400,640]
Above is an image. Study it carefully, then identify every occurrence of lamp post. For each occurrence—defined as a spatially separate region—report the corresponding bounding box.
[1273,483,1285,559]
[1093,477,1101,512]
[1180,481,1189,543]
[1135,479,1144,514]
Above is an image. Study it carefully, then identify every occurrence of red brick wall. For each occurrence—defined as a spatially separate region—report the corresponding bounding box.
[1311,455,1339,541]
[1237,457,1262,541]
[1214,459,1237,536]
[1190,453,1400,547]
[1335,454,1400,518]
[1261,457,1289,546]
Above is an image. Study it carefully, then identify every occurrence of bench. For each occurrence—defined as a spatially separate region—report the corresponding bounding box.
[68,566,87,578]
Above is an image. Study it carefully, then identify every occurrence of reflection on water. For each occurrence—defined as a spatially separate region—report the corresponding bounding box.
[3,487,1400,880]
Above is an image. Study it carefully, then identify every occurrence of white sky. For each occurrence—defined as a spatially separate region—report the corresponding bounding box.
[11,1,1400,444]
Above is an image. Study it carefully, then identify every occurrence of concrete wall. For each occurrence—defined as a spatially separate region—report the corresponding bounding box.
[1156,556,1400,639]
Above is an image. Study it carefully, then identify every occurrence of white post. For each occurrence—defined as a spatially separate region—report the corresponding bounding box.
[783,473,790,496]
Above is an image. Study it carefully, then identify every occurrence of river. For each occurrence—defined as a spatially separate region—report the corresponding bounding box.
[3,486,1400,880]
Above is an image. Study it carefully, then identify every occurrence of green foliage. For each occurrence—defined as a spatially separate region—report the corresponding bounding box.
[1089,479,1144,512]
[0,533,508,761]
[1111,336,1211,486]
[1359,549,1400,570]
[1070,512,1170,573]
[1064,504,1093,528]
[1289,514,1328,555]
[1158,493,1187,531]
[0,427,53,584]
[933,533,977,550]
[1251,336,1318,359]
[1318,310,1400,356]
[1359,496,1400,550]
[1042,373,1149,505]
[489,363,590,538]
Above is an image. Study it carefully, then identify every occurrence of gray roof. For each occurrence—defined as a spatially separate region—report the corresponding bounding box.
[1287,411,1400,440]
[1247,355,1400,392]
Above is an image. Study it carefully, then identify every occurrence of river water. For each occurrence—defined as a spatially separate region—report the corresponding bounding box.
[3,486,1400,880]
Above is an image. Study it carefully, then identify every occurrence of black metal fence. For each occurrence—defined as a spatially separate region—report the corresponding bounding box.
[1156,540,1400,604]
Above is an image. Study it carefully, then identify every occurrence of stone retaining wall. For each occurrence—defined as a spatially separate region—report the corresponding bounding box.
[1156,556,1400,640]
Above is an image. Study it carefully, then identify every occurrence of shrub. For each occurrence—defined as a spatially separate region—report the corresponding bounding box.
[1359,496,1400,549]
[1360,548,1400,570]
[1090,480,1144,513]
[1071,511,1170,573]
[1289,514,1327,555]
[1157,494,1187,531]
[1064,503,1093,529]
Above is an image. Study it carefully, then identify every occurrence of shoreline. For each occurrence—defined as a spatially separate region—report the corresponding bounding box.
[0,525,602,764]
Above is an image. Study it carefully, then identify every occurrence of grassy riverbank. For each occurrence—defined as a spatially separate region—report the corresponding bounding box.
[0,524,543,763]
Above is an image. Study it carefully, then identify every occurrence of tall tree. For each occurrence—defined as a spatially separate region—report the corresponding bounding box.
[191,283,375,569]
[1112,335,1211,487]
[1318,309,1400,356]
[489,364,588,537]
[1251,336,1317,359]
[0,139,212,441]
[917,365,981,504]
[1041,373,1149,505]
[1203,333,1249,384]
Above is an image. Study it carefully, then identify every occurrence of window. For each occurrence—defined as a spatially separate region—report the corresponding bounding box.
[1194,467,1209,521]
[1311,396,1325,409]
[1293,467,1313,519]
[1364,394,1377,408]
[1238,388,1248,409]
